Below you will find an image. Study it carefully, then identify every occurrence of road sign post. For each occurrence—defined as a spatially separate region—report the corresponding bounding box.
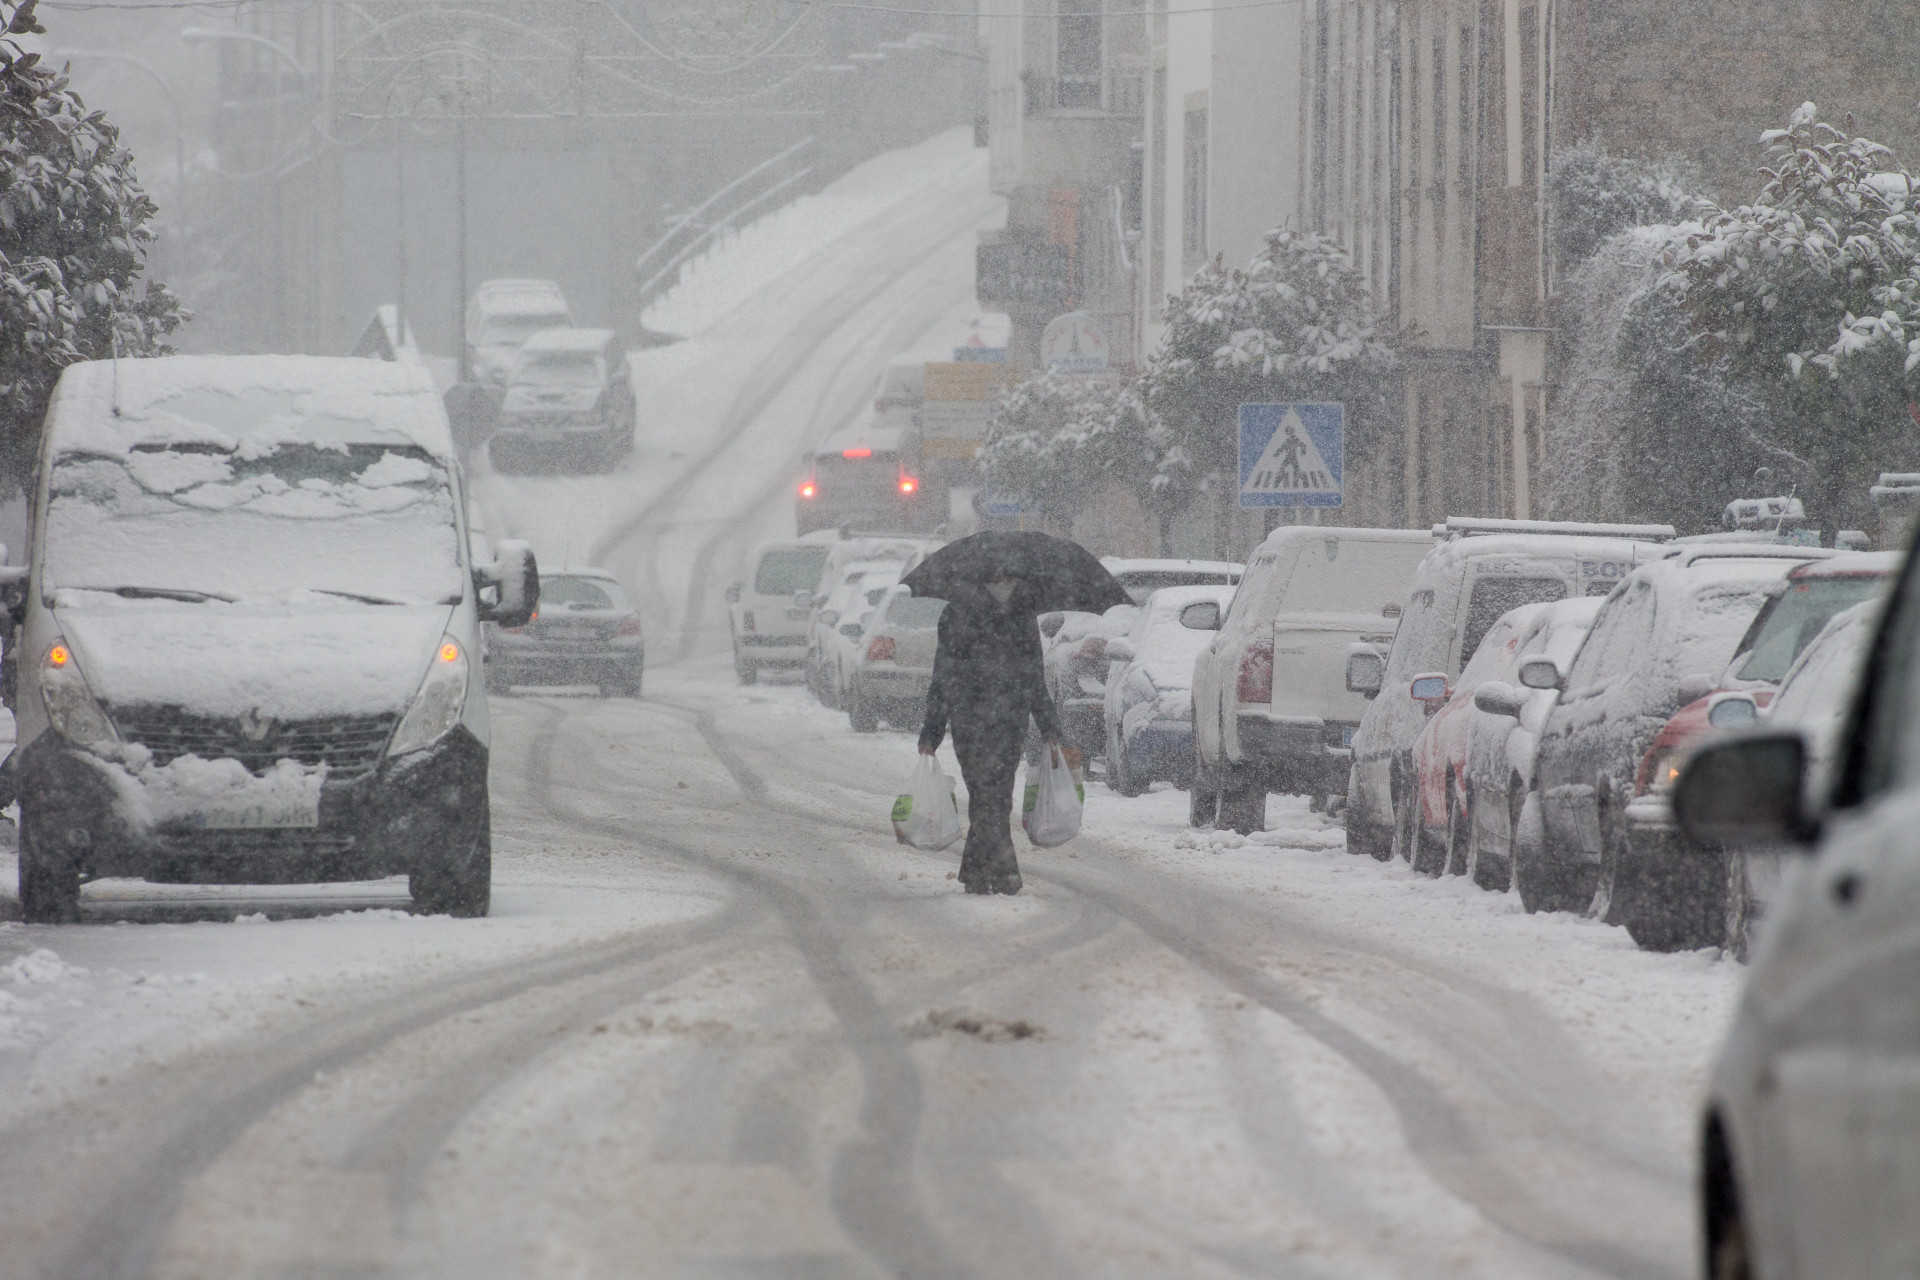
[1238,403,1344,508]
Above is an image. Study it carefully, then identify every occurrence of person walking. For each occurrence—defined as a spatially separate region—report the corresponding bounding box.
[918,577,1061,895]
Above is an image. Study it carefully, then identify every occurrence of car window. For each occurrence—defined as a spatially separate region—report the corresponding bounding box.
[1384,588,1440,677]
[1670,583,1779,678]
[1459,577,1567,668]
[1730,574,1885,682]
[1565,582,1655,694]
[1771,611,1869,728]
[886,594,946,628]
[1457,615,1520,687]
[755,547,830,596]
[540,577,614,609]
[1220,556,1275,630]
[1279,538,1430,618]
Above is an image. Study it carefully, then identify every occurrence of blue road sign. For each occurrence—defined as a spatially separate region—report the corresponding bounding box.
[1238,402,1343,508]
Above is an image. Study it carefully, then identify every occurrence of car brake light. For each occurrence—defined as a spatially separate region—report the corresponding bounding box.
[1236,639,1274,704]
[842,448,872,458]
[866,635,895,662]
[898,476,918,494]
[743,610,756,632]
[799,481,816,499]
[617,616,642,637]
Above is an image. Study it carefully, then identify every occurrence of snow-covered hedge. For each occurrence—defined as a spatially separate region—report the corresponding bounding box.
[0,0,185,484]
[1550,140,1707,268]
[979,366,1158,524]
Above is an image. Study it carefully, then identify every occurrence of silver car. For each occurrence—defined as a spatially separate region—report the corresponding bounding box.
[1676,544,1920,1280]
[485,570,643,697]
[843,586,945,733]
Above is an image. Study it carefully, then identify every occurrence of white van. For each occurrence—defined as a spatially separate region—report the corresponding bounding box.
[1190,527,1432,832]
[726,535,837,684]
[7,356,537,923]
[1344,518,1673,860]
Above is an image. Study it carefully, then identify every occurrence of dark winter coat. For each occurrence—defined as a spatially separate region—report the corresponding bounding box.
[918,591,1062,753]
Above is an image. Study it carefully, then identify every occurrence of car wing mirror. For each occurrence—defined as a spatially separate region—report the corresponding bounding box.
[1179,601,1222,631]
[1471,680,1527,718]
[1707,692,1759,730]
[1105,638,1137,662]
[0,544,25,625]
[1517,656,1564,691]
[477,540,539,627]
[726,582,742,605]
[794,590,815,609]
[1409,672,1450,708]
[1674,730,1816,849]
[1346,647,1384,697]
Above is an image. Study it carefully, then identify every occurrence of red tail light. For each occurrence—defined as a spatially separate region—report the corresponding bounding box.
[866,635,895,662]
[1236,639,1274,704]
[799,481,816,499]
[898,476,918,494]
[743,610,756,633]
[616,616,642,637]
[842,447,872,459]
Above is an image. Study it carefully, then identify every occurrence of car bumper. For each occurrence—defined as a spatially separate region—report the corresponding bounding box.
[1234,713,1353,793]
[1120,721,1193,779]
[16,727,489,885]
[1625,791,1675,835]
[736,634,808,667]
[854,667,931,701]
[489,639,641,684]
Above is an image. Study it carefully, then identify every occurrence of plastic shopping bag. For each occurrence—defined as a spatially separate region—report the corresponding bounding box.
[1021,746,1084,848]
[893,754,962,850]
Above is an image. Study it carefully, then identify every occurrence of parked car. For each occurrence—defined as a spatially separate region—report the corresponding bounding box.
[1345,518,1675,861]
[485,569,642,697]
[487,328,635,473]
[1101,584,1237,795]
[844,586,948,733]
[11,355,537,923]
[1193,527,1431,833]
[1672,542,1920,1280]
[808,561,902,709]
[728,535,837,684]
[1042,604,1140,758]
[1716,601,1878,959]
[1099,557,1244,606]
[1525,545,1828,946]
[1408,596,1603,884]
[1617,553,1896,951]
[465,278,571,391]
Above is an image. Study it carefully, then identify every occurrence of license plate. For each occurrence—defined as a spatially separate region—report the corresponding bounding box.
[189,797,321,830]
[1341,725,1356,747]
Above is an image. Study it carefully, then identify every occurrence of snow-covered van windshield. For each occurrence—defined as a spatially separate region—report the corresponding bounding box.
[755,546,829,595]
[45,442,462,607]
[512,350,605,388]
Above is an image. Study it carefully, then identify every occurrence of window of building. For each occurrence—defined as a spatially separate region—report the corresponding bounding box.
[1183,101,1208,265]
[1057,0,1103,110]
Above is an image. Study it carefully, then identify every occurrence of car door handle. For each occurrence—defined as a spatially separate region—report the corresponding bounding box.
[1830,871,1863,907]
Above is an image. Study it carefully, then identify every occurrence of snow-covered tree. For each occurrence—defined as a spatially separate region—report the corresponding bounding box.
[1137,229,1395,518]
[1549,140,1707,268]
[979,366,1159,525]
[1,0,185,481]
[1656,104,1920,534]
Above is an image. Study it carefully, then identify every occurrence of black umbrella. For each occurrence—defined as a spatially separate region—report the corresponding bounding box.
[902,531,1130,615]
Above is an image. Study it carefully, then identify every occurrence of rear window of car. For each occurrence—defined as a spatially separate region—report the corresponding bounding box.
[1277,538,1431,618]
[540,577,616,609]
[1460,577,1567,666]
[1116,570,1235,604]
[1731,574,1886,682]
[755,547,829,595]
[887,595,947,628]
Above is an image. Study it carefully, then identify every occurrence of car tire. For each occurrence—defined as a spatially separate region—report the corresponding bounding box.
[610,661,643,699]
[1704,1118,1754,1280]
[847,686,879,733]
[1389,757,1417,865]
[1442,780,1473,877]
[1218,767,1266,835]
[1612,830,1727,952]
[17,805,81,924]
[1467,781,1521,892]
[1724,850,1754,963]
[736,660,758,686]
[1189,743,1219,828]
[1513,789,1583,913]
[409,803,492,918]
[1107,732,1145,797]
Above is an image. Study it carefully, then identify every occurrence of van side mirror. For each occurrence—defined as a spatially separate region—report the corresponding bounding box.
[477,540,539,627]
[1346,648,1384,697]
[1674,731,1816,849]
[726,582,742,605]
[1179,601,1222,631]
[1517,656,1564,691]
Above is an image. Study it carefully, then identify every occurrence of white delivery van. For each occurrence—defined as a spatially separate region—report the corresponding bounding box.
[6,356,537,922]
[1344,518,1673,860]
[1190,527,1432,832]
[727,534,837,684]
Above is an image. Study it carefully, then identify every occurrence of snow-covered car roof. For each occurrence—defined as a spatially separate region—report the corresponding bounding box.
[518,328,616,355]
[44,355,456,462]
[1786,550,1901,579]
[1414,530,1669,573]
[1101,558,1244,578]
[1136,583,1238,617]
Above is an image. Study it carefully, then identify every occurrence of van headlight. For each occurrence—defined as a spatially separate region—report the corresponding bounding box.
[41,639,117,748]
[388,636,469,757]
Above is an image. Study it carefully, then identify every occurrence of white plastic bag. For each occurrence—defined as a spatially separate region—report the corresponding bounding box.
[1021,746,1084,848]
[893,754,962,850]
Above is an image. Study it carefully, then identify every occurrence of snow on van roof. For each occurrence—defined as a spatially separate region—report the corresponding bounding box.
[1249,526,1431,557]
[46,356,455,461]
[520,328,613,353]
[1435,516,1675,541]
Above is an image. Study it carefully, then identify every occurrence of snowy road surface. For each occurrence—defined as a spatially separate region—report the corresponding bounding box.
[0,130,1737,1278]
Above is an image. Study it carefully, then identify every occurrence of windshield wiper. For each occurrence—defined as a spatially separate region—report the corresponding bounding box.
[62,585,238,603]
[309,589,409,606]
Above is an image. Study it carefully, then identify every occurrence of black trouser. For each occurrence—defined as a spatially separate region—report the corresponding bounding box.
[950,712,1027,888]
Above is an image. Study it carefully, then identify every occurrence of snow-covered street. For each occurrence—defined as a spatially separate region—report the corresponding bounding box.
[0,130,1740,1279]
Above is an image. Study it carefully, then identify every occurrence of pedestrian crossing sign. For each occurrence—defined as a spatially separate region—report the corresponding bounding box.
[1238,402,1343,508]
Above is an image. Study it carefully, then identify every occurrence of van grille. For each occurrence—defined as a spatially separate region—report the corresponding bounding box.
[112,708,399,781]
